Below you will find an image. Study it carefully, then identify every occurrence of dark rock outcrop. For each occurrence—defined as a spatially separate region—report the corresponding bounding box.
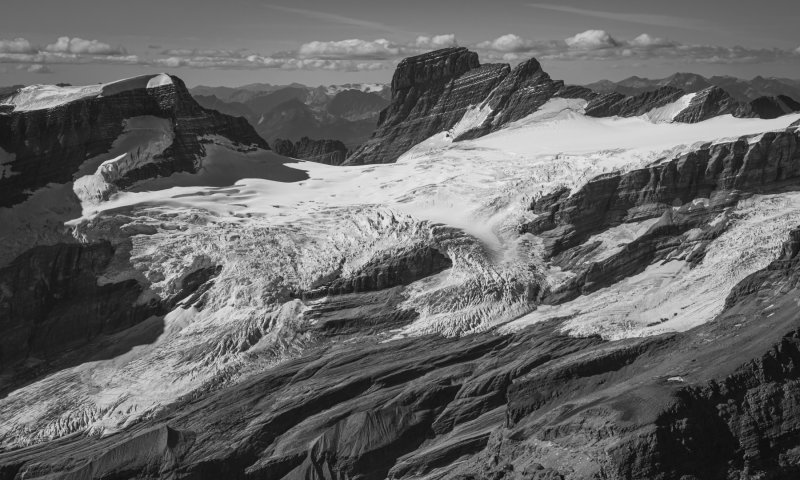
[584,86,684,118]
[298,245,452,300]
[673,86,752,123]
[0,74,268,208]
[272,136,349,165]
[346,49,599,164]
[749,94,800,119]
[345,48,506,164]
[0,242,155,389]
[0,241,223,393]
[453,58,594,141]
[522,129,800,258]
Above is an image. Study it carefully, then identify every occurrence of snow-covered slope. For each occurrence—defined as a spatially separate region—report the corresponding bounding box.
[0,74,173,112]
[2,95,799,450]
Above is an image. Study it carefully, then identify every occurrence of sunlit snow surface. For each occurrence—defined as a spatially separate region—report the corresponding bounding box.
[2,98,799,448]
[0,73,173,112]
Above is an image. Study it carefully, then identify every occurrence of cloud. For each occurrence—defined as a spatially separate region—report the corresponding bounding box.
[474,30,800,66]
[415,34,457,49]
[161,48,250,58]
[526,3,710,30]
[0,38,36,54]
[45,36,126,55]
[152,53,386,72]
[796,46,800,55]
[477,34,537,53]
[629,34,676,48]
[565,30,619,50]
[0,35,138,69]
[298,39,400,60]
[152,35,459,71]
[17,63,52,74]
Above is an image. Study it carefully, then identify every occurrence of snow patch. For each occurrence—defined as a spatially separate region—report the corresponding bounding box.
[146,73,173,89]
[73,116,174,206]
[0,74,174,112]
[641,92,697,123]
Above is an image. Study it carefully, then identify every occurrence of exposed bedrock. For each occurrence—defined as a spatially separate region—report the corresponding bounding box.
[545,203,726,304]
[584,85,684,118]
[452,58,594,141]
[272,136,349,165]
[345,50,597,164]
[346,47,506,165]
[297,245,453,300]
[0,241,222,393]
[343,48,799,165]
[673,86,753,123]
[0,75,268,208]
[521,129,800,259]
[749,94,800,120]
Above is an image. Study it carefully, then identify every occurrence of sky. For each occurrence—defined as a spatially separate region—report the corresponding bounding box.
[1,0,799,87]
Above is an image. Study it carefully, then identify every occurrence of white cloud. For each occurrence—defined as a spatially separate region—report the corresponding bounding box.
[473,30,799,66]
[298,38,400,59]
[629,34,675,48]
[151,34,459,71]
[0,52,140,66]
[161,48,248,58]
[477,34,536,53]
[45,36,126,55]
[565,30,619,49]
[415,34,457,49]
[795,46,800,55]
[0,36,137,68]
[152,54,385,72]
[0,38,36,54]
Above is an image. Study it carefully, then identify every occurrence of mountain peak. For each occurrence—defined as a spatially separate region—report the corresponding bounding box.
[391,47,480,92]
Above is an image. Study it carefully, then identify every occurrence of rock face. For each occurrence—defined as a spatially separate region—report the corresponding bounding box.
[584,86,684,118]
[345,49,598,164]
[345,48,505,164]
[298,245,452,299]
[0,240,225,393]
[453,58,594,141]
[0,243,154,386]
[749,94,800,119]
[345,48,799,166]
[272,137,349,165]
[0,74,268,208]
[522,129,800,259]
[672,86,752,123]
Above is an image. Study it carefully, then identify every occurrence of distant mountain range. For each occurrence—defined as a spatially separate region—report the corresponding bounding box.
[189,82,390,149]
[585,73,800,102]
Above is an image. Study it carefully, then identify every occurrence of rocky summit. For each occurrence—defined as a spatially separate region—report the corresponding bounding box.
[2,46,800,480]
